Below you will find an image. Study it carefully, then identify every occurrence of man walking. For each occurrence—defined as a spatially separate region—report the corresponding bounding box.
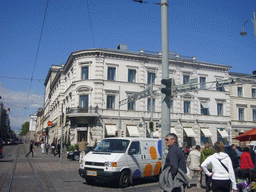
[161,133,188,192]
[54,141,61,158]
[228,144,239,177]
[187,145,201,188]
[79,138,87,163]
[26,141,34,157]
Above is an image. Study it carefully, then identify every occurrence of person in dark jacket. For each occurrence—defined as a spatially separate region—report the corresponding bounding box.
[164,133,187,192]
[26,141,34,157]
[54,141,61,158]
[228,144,239,169]
[249,146,256,167]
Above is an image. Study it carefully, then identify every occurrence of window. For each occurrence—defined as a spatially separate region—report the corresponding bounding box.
[128,141,141,154]
[128,101,135,111]
[238,87,243,97]
[253,109,256,121]
[183,75,190,84]
[147,98,155,112]
[148,72,156,84]
[170,100,173,113]
[201,103,209,115]
[79,95,88,108]
[81,66,89,80]
[239,108,244,121]
[216,78,225,91]
[200,77,206,89]
[252,89,256,98]
[107,95,115,109]
[108,67,116,80]
[217,103,223,116]
[128,69,136,83]
[184,101,190,114]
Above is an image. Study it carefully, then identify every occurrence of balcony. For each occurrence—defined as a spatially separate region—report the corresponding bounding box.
[66,106,99,118]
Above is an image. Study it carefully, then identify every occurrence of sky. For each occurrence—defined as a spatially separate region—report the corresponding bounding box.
[1,0,256,133]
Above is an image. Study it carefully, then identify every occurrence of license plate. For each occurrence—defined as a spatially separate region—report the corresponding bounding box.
[86,170,97,176]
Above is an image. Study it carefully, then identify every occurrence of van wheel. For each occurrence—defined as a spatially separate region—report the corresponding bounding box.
[85,178,95,185]
[119,170,130,188]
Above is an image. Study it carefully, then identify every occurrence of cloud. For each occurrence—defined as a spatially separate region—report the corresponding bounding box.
[0,83,44,131]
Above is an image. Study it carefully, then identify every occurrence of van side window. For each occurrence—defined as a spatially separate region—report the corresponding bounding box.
[129,141,141,154]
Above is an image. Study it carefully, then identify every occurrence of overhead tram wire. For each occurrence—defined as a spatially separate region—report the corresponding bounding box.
[86,0,95,48]
[133,0,160,5]
[24,0,49,114]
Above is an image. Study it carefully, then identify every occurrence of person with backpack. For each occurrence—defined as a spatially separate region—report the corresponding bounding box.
[201,141,237,192]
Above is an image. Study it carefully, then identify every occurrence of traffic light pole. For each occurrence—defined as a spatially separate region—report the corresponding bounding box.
[160,0,170,167]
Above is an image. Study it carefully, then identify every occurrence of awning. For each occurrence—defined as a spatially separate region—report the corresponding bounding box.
[127,126,140,137]
[201,103,209,108]
[184,128,196,137]
[105,125,117,136]
[218,129,228,138]
[152,131,160,138]
[170,128,177,135]
[201,129,212,137]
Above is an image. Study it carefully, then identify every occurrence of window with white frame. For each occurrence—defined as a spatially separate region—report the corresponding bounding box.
[200,77,206,89]
[238,87,243,97]
[216,78,225,91]
[147,98,155,112]
[108,67,116,80]
[183,75,190,84]
[184,101,190,114]
[107,95,115,109]
[128,100,135,111]
[201,103,209,115]
[81,66,89,80]
[128,69,136,83]
[253,109,256,121]
[252,88,256,98]
[217,103,223,116]
[238,108,244,121]
[79,95,89,108]
[148,72,156,84]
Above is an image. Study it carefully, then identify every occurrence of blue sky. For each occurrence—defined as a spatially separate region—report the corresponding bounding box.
[1,0,256,133]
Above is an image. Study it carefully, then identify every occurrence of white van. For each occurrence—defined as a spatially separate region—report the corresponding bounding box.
[78,137,162,187]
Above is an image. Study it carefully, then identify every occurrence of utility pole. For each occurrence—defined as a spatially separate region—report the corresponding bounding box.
[150,79,153,138]
[160,0,169,166]
[60,103,63,164]
[118,86,121,137]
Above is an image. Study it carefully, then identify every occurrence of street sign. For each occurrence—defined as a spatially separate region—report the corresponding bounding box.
[47,121,52,126]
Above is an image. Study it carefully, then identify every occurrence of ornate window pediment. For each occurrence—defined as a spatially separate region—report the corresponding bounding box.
[76,85,92,92]
[181,93,194,99]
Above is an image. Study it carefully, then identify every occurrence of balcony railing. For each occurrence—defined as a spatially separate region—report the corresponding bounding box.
[66,106,99,114]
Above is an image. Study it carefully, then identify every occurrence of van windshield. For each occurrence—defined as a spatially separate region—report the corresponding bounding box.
[94,139,130,153]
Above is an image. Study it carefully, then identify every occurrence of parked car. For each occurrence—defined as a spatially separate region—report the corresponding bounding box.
[67,146,95,161]
[3,138,13,145]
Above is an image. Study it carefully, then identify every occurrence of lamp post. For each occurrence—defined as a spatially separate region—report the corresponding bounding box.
[240,10,256,40]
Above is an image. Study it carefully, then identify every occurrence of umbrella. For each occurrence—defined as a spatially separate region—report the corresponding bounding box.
[233,127,256,141]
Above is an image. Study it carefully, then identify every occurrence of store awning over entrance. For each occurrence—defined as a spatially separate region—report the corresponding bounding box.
[201,129,213,137]
[105,125,117,136]
[218,129,228,138]
[127,126,140,137]
[171,128,177,135]
[184,128,196,137]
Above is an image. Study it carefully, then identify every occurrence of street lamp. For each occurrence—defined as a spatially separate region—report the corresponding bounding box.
[240,10,256,40]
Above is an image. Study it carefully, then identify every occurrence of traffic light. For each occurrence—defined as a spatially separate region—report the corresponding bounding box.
[161,78,174,97]
[149,122,154,131]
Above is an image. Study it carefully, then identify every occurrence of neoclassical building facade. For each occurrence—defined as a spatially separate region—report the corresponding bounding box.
[43,45,233,147]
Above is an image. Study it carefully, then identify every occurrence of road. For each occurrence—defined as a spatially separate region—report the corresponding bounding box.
[0,143,205,192]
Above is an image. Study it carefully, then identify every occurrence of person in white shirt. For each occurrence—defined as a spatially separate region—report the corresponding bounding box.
[201,141,237,192]
[187,145,201,188]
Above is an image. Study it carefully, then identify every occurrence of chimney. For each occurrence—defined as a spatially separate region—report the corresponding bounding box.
[117,44,127,50]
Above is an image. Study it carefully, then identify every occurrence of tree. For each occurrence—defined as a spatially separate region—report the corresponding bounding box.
[20,122,29,136]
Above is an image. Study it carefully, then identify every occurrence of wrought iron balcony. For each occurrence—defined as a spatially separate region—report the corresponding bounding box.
[66,106,99,115]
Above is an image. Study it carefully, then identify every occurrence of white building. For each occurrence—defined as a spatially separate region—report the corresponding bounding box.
[43,45,232,147]
[29,112,37,140]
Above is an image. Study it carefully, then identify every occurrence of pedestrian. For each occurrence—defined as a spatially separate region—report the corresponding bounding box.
[54,141,61,158]
[159,133,189,192]
[41,141,45,154]
[26,141,34,157]
[239,147,255,181]
[51,142,56,154]
[187,145,201,188]
[249,146,256,167]
[45,143,50,154]
[0,138,3,158]
[201,141,237,192]
[78,138,87,163]
[227,144,239,178]
[200,142,214,192]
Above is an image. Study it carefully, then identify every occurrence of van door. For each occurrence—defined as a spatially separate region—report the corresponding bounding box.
[127,141,143,179]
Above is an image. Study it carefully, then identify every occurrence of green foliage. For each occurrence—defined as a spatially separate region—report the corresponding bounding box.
[74,144,79,150]
[19,122,29,136]
[67,145,75,152]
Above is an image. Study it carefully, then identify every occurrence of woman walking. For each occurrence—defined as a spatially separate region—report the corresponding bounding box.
[201,141,237,192]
